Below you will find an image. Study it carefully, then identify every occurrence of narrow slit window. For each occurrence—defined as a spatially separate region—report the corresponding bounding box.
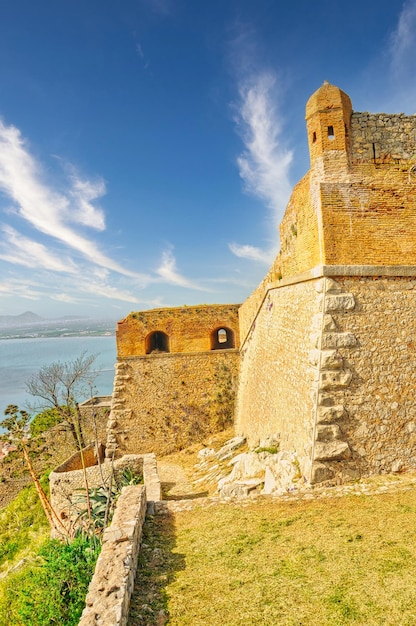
[312,131,317,143]
[327,125,335,139]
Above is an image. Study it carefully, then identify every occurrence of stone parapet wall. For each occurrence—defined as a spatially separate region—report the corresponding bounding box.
[107,350,240,457]
[351,112,416,162]
[78,485,147,626]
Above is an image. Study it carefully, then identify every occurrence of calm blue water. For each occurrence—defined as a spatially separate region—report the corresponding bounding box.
[0,336,116,416]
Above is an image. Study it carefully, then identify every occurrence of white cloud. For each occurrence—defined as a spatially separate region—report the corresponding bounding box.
[390,0,416,73]
[156,248,208,290]
[76,279,141,304]
[67,168,106,230]
[0,120,146,278]
[234,72,293,224]
[51,293,80,304]
[384,0,416,111]
[229,71,292,263]
[0,225,78,273]
[136,43,145,60]
[228,242,274,265]
[0,278,45,301]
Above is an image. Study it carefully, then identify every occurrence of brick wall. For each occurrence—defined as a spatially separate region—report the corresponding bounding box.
[117,304,240,357]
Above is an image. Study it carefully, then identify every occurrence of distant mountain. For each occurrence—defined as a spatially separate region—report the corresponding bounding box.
[0,312,117,337]
[0,311,45,328]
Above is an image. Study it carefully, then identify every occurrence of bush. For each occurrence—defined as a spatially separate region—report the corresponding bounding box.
[30,408,63,438]
[0,535,100,625]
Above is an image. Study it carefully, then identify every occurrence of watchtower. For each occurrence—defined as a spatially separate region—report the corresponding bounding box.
[305,80,352,173]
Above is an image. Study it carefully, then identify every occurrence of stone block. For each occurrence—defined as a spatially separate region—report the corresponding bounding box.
[321,332,357,349]
[313,440,351,461]
[310,462,334,483]
[320,350,343,369]
[316,405,347,423]
[316,424,342,442]
[324,294,355,312]
[319,370,352,390]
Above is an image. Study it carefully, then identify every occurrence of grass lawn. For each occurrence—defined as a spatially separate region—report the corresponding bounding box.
[129,488,416,626]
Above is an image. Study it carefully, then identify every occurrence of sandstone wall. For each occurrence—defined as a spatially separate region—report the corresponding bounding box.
[107,350,240,457]
[278,174,321,278]
[235,278,319,479]
[319,166,416,266]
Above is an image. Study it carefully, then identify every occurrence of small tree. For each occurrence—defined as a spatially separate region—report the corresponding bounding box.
[0,405,67,536]
[25,352,97,449]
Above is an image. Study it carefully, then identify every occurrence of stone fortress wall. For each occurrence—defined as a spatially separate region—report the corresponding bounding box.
[106,305,240,458]
[106,81,416,486]
[235,81,416,483]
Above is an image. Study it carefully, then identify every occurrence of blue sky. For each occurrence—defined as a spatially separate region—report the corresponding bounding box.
[0,0,414,319]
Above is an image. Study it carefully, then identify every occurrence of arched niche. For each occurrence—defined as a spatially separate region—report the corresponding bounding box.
[210,327,235,350]
[145,330,170,354]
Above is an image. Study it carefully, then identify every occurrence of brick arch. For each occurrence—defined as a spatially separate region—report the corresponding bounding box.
[145,330,170,354]
[210,326,235,350]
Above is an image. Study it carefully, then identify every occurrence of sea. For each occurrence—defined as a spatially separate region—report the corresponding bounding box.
[0,335,117,416]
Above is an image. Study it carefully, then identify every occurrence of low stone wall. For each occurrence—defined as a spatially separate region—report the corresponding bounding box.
[78,485,147,626]
[50,451,160,534]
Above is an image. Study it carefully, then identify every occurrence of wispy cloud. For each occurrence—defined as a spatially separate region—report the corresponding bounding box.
[229,71,292,262]
[390,0,416,73]
[0,120,144,278]
[156,248,208,291]
[0,225,78,273]
[385,0,416,111]
[228,242,274,265]
[135,41,151,71]
[0,118,218,313]
[0,277,46,301]
[234,72,293,224]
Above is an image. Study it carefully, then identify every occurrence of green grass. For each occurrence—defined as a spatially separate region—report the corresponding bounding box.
[0,481,49,573]
[129,489,416,625]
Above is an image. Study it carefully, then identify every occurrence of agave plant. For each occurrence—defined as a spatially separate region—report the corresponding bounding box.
[73,484,118,534]
[72,466,143,538]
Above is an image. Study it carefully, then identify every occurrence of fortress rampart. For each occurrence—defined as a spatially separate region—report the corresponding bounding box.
[107,82,416,486]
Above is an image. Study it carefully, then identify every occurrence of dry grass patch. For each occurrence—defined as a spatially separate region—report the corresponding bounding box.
[130,489,416,625]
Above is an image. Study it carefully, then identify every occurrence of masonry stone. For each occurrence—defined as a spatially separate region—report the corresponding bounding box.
[101,81,416,488]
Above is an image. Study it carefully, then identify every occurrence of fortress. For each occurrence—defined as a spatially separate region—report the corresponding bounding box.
[105,82,416,486]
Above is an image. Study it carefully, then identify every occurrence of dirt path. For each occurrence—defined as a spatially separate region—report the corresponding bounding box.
[157,461,209,500]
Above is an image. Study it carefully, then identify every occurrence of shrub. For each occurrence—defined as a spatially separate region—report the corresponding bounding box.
[0,535,100,626]
[30,408,63,438]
